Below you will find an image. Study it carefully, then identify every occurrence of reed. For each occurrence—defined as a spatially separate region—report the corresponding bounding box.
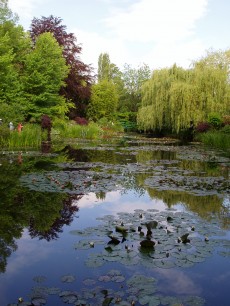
[197,130,230,151]
[3,124,41,149]
[53,121,103,140]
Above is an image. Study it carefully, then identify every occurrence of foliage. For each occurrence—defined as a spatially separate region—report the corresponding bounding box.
[220,124,230,134]
[22,32,70,120]
[196,122,211,133]
[0,0,18,23]
[196,130,230,151]
[0,30,25,121]
[137,52,230,133]
[30,15,94,118]
[223,115,230,125]
[208,113,223,128]
[97,117,124,134]
[115,112,137,131]
[97,53,121,83]
[120,63,151,112]
[87,80,118,121]
[53,120,103,140]
[74,117,88,125]
[0,124,41,148]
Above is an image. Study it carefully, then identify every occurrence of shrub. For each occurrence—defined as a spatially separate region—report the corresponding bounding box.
[208,113,223,128]
[220,125,230,134]
[197,130,230,151]
[74,117,88,125]
[196,122,210,133]
[222,115,230,126]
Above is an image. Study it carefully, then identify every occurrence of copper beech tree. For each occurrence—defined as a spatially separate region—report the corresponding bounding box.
[30,15,94,118]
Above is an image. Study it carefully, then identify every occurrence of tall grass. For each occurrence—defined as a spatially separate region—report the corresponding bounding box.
[0,124,41,149]
[196,130,230,152]
[52,120,103,140]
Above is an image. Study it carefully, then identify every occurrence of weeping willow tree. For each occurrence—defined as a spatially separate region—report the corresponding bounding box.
[137,64,191,132]
[137,50,230,133]
[193,50,230,118]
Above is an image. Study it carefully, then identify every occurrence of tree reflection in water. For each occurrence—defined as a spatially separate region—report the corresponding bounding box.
[29,195,80,241]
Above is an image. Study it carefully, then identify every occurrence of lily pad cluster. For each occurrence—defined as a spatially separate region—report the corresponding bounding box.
[70,209,230,272]
[19,136,230,200]
[8,272,206,306]
[144,173,229,197]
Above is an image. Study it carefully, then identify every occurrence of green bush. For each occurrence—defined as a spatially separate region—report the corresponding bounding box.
[197,130,230,151]
[208,113,223,129]
[220,125,230,134]
[0,124,41,148]
[54,120,103,140]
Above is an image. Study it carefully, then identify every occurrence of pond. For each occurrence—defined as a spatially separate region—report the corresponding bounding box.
[0,135,229,306]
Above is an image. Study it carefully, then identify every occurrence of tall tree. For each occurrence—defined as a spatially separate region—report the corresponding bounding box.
[87,80,118,121]
[137,58,230,133]
[22,32,69,120]
[120,63,151,112]
[0,21,29,122]
[30,15,94,118]
[0,0,18,24]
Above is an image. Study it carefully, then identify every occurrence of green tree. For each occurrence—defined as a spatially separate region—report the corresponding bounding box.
[0,0,18,24]
[120,63,151,112]
[22,32,70,121]
[87,80,118,121]
[0,32,25,122]
[137,57,230,133]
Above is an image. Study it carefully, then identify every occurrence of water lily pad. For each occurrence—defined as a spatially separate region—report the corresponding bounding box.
[33,276,47,283]
[61,275,76,283]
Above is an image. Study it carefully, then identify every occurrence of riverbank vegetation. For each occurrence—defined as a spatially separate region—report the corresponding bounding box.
[0,0,229,152]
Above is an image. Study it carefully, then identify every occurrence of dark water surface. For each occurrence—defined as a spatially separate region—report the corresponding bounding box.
[0,136,229,306]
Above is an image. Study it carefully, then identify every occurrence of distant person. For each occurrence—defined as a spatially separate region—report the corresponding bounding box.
[0,119,2,125]
[9,122,14,131]
[17,122,23,133]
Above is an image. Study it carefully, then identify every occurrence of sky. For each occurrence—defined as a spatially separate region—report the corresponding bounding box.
[8,0,230,71]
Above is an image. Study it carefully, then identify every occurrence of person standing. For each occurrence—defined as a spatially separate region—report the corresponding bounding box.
[9,122,14,131]
[17,123,23,133]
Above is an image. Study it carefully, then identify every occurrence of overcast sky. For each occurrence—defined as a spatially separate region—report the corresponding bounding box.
[8,0,230,71]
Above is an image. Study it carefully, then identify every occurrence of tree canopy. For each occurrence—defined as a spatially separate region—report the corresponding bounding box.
[30,15,94,118]
[22,32,69,120]
[87,80,118,121]
[137,52,230,133]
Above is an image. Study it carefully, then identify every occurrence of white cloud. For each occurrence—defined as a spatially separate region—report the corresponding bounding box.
[8,0,45,19]
[104,0,208,43]
[8,0,209,69]
[72,28,129,69]
[75,0,208,69]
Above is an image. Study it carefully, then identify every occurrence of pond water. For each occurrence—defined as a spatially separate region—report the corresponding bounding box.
[0,135,229,306]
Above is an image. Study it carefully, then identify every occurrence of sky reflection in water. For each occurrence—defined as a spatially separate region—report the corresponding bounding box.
[0,139,229,306]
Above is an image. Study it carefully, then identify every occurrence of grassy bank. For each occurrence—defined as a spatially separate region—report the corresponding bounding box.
[0,120,124,149]
[196,128,230,153]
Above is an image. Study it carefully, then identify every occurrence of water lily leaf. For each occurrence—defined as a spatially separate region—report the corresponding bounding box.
[102,297,113,306]
[46,287,61,295]
[154,260,175,269]
[140,240,155,248]
[31,298,47,306]
[184,295,205,306]
[33,276,47,283]
[139,295,160,305]
[115,225,128,233]
[61,275,76,283]
[186,254,205,263]
[83,278,97,286]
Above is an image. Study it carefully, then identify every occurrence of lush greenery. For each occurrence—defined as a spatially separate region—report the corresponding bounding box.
[137,57,229,134]
[0,1,229,151]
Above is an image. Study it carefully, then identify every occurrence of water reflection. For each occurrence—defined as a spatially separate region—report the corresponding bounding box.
[0,155,80,272]
[0,137,229,305]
